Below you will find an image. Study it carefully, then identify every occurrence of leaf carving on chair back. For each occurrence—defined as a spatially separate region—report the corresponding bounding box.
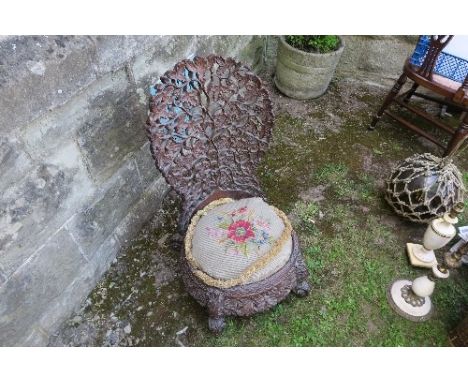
[146,55,274,218]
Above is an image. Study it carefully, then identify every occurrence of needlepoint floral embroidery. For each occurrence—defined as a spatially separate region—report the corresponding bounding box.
[206,205,272,257]
[227,220,255,243]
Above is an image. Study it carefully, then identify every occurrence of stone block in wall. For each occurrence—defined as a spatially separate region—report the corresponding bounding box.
[0,265,6,285]
[132,35,195,88]
[19,72,119,160]
[91,36,167,75]
[38,233,120,339]
[262,36,279,76]
[66,160,143,258]
[336,36,418,79]
[114,176,170,245]
[0,36,98,135]
[19,67,147,183]
[0,228,87,346]
[237,36,265,74]
[74,69,148,181]
[39,178,170,343]
[19,327,50,346]
[134,141,159,188]
[0,136,33,194]
[193,35,262,71]
[0,141,95,279]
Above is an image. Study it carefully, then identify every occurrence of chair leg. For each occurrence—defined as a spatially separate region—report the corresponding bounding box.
[292,252,310,297]
[293,278,310,297]
[208,315,226,334]
[207,290,226,334]
[444,112,468,157]
[369,73,408,130]
[404,82,419,103]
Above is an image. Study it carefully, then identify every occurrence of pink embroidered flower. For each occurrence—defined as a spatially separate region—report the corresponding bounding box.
[255,218,270,230]
[230,206,248,217]
[227,220,254,243]
[237,206,248,214]
[206,227,225,240]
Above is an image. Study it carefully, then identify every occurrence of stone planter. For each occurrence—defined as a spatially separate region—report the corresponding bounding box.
[274,36,345,100]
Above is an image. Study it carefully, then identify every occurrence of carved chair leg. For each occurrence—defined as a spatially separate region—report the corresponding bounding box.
[293,281,310,297]
[292,253,310,297]
[370,73,408,130]
[404,82,419,103]
[170,232,184,251]
[208,315,226,334]
[444,112,468,157]
[207,290,226,334]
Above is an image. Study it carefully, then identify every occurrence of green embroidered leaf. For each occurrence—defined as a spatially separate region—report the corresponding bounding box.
[243,243,248,257]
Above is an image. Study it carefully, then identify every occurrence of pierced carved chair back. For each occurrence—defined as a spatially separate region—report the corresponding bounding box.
[412,35,454,80]
[408,35,468,105]
[146,55,274,229]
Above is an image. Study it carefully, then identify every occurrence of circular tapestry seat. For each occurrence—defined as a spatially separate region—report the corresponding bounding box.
[184,197,293,288]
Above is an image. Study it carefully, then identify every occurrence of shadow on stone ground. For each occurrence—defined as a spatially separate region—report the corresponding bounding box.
[49,73,468,347]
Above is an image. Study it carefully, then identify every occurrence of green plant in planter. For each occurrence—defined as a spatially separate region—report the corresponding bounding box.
[275,35,344,99]
[285,35,340,53]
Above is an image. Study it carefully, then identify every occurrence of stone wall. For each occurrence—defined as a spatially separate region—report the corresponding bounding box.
[0,35,417,346]
[0,35,264,346]
[336,35,418,81]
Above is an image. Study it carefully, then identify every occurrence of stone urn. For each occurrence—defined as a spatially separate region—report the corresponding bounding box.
[274,36,345,100]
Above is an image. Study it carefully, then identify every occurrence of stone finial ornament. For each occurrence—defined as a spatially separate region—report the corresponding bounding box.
[385,153,465,223]
[406,202,464,268]
[388,203,465,322]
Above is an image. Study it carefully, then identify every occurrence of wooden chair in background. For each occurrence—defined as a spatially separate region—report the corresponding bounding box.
[370,35,468,157]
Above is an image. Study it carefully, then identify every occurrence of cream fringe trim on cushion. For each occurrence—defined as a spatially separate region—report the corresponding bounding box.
[184,198,293,289]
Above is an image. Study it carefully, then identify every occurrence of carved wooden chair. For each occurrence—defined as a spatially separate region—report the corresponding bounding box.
[145,55,310,333]
[370,35,468,157]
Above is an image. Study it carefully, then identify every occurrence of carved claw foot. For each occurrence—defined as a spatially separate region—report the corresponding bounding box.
[208,316,226,334]
[170,232,183,251]
[293,280,310,297]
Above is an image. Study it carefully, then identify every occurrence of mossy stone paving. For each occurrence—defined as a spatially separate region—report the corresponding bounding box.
[49,76,468,347]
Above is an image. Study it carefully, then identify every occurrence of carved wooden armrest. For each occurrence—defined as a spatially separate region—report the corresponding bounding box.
[453,74,468,103]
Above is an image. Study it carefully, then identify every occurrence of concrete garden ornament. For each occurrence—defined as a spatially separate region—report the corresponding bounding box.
[275,35,344,100]
[388,203,465,322]
[406,203,463,268]
[385,153,465,223]
[387,263,449,322]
